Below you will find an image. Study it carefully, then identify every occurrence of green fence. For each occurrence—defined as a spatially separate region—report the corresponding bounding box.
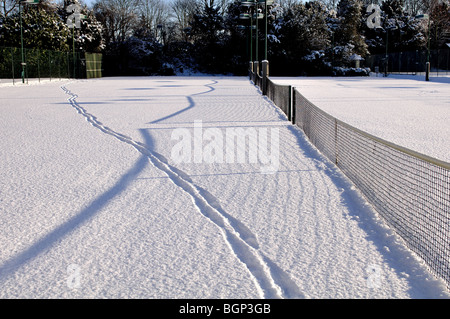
[0,47,102,84]
[365,48,450,75]
[85,53,102,79]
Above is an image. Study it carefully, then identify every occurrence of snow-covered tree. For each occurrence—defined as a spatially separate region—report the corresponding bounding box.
[0,3,70,50]
[60,0,105,52]
[335,0,369,60]
[363,0,426,54]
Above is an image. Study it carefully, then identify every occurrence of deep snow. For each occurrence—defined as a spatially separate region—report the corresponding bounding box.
[271,74,450,162]
[0,76,448,298]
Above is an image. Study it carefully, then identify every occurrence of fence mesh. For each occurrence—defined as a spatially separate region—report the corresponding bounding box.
[0,47,102,84]
[266,78,291,120]
[85,53,103,79]
[293,89,450,290]
[251,68,450,290]
[250,69,263,89]
[365,48,450,75]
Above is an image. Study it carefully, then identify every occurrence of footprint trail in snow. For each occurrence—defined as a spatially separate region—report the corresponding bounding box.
[61,82,306,299]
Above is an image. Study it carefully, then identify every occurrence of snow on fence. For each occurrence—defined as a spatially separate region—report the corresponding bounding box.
[250,70,450,291]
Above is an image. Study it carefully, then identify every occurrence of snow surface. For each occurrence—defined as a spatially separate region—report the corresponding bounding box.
[271,74,450,162]
[0,76,449,299]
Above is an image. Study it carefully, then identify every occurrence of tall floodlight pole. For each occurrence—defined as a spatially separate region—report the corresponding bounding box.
[254,4,264,74]
[264,0,267,61]
[259,0,273,61]
[20,1,24,83]
[66,3,86,79]
[250,13,253,62]
[240,1,272,72]
[416,14,431,81]
[255,0,273,64]
[426,16,431,81]
[240,1,256,67]
[255,8,258,63]
[19,0,39,83]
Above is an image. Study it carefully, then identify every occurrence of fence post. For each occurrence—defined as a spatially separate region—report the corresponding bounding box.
[11,47,15,85]
[291,88,296,125]
[288,85,292,121]
[49,51,52,82]
[334,118,338,165]
[24,48,28,84]
[37,49,41,83]
[261,60,269,95]
[254,61,259,77]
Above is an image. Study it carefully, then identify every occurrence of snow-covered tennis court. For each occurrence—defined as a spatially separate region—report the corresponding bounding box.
[271,74,450,162]
[0,76,448,298]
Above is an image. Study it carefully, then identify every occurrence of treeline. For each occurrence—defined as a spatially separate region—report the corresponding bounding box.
[1,0,449,75]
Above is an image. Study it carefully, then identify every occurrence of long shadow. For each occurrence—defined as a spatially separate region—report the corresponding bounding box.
[149,96,195,124]
[148,80,218,124]
[0,154,148,282]
[285,124,449,298]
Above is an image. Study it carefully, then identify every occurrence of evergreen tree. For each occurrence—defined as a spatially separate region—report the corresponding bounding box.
[335,0,368,62]
[59,0,105,53]
[0,3,70,51]
[189,0,227,73]
[363,0,425,54]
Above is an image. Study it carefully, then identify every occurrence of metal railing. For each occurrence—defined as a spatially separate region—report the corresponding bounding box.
[250,69,450,290]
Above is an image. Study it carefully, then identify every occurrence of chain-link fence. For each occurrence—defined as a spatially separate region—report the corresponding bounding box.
[365,48,450,76]
[250,68,450,291]
[85,53,102,79]
[0,47,102,84]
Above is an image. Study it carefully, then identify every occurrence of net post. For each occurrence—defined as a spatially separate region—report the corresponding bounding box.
[291,88,296,125]
[287,85,292,121]
[261,60,269,95]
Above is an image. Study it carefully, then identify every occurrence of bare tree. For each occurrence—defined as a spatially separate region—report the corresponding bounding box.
[1,0,18,17]
[171,0,199,41]
[94,0,138,43]
[137,0,170,39]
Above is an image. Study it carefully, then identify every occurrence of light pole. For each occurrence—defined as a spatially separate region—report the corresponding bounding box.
[253,3,264,69]
[240,1,256,71]
[257,0,273,61]
[19,0,39,83]
[416,14,431,81]
[67,3,86,79]
[376,25,397,77]
[240,0,272,72]
[237,24,256,64]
